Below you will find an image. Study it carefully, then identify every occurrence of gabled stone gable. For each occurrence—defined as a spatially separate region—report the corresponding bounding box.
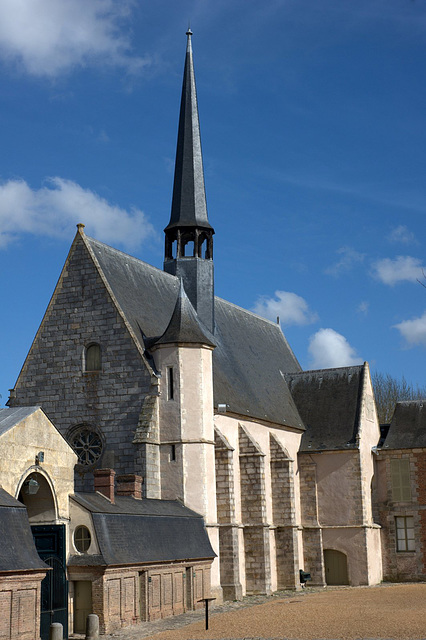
[10,233,153,490]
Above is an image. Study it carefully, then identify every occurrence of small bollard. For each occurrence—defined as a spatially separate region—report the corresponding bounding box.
[86,613,99,640]
[49,622,63,640]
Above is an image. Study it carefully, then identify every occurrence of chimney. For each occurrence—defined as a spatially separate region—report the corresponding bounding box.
[94,469,115,503]
[116,474,143,500]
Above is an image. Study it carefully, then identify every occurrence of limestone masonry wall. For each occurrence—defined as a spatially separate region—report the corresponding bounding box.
[10,237,152,490]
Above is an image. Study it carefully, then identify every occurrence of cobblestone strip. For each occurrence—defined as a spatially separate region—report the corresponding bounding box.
[103,586,342,640]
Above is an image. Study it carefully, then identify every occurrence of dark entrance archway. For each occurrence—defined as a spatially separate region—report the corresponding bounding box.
[18,473,68,639]
[32,525,68,640]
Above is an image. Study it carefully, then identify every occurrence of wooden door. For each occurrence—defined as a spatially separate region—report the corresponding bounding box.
[324,549,349,585]
[74,581,92,634]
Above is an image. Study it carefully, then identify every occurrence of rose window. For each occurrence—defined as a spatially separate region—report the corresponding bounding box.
[70,427,103,467]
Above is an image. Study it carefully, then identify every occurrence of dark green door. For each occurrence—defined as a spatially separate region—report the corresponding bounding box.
[32,525,68,640]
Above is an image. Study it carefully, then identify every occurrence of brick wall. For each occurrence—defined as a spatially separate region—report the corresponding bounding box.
[71,561,212,634]
[0,571,45,640]
[10,237,152,490]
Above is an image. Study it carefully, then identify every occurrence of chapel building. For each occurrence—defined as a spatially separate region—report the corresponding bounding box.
[1,31,425,640]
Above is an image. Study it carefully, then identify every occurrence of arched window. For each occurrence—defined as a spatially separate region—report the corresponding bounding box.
[85,343,101,372]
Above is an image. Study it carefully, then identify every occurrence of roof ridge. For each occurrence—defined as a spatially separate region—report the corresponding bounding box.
[80,233,157,375]
[215,296,283,328]
[289,364,365,376]
[85,236,178,281]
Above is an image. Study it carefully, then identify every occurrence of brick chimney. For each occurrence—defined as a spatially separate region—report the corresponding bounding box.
[94,469,115,503]
[116,474,143,500]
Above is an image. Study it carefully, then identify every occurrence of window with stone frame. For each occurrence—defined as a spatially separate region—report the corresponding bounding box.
[395,515,415,552]
[390,458,411,502]
[167,366,174,400]
[85,343,101,372]
[74,525,92,553]
[69,425,104,467]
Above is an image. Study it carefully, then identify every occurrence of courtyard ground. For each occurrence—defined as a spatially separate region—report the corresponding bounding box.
[104,583,426,640]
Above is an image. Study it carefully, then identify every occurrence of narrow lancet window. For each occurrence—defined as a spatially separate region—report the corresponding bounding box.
[167,367,174,400]
[85,343,101,372]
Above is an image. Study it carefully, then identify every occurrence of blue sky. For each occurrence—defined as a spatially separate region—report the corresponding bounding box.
[1,0,426,406]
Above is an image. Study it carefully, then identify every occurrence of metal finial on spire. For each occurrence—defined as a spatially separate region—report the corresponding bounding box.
[186,27,193,51]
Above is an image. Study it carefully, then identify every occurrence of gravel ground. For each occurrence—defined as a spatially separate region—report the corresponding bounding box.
[106,583,426,640]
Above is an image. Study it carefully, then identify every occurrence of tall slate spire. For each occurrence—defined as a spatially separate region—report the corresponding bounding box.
[165,28,213,234]
[164,30,215,334]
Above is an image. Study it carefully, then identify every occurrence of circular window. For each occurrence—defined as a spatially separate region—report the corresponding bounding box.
[74,525,91,553]
[70,427,103,467]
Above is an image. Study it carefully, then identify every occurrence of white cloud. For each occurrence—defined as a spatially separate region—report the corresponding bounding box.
[387,225,417,245]
[252,290,318,327]
[394,311,426,348]
[0,177,155,250]
[357,301,369,316]
[0,0,148,77]
[324,246,365,277]
[308,328,363,369]
[372,255,424,286]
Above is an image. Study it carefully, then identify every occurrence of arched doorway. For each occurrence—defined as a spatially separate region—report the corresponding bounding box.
[18,472,68,640]
[323,549,349,585]
[18,472,56,524]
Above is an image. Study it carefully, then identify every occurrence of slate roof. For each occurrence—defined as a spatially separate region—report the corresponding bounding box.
[72,492,202,517]
[152,280,216,348]
[69,493,215,566]
[286,365,365,451]
[166,30,212,232]
[383,400,426,450]
[86,235,304,428]
[0,406,40,437]
[0,487,47,572]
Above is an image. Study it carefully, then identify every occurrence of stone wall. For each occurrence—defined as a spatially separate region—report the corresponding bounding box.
[0,408,77,522]
[9,236,152,490]
[270,435,299,589]
[239,426,271,594]
[215,428,242,600]
[414,450,426,575]
[377,449,426,581]
[298,456,325,585]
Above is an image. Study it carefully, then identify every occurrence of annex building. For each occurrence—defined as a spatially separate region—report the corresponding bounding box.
[1,31,425,640]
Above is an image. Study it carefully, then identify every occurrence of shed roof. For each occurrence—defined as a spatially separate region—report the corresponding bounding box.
[383,400,426,450]
[72,492,202,517]
[0,487,47,572]
[70,493,215,566]
[286,365,364,451]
